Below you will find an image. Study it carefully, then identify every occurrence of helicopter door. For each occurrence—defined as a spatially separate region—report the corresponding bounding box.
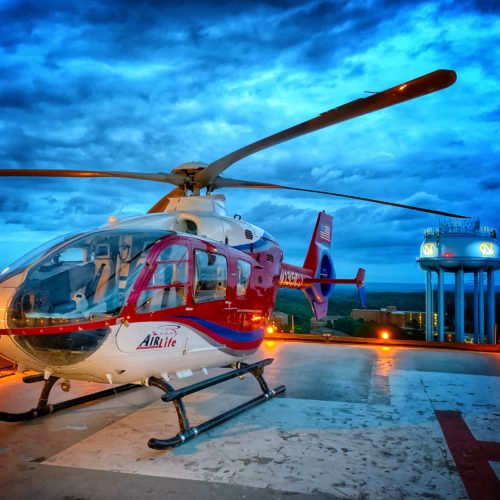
[190,243,232,331]
[229,257,255,330]
[193,249,227,304]
[133,243,190,314]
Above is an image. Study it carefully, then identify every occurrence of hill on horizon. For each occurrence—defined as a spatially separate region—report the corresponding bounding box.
[275,286,500,333]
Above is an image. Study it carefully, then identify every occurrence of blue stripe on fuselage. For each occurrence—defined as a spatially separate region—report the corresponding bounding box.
[174,316,264,343]
[233,233,275,252]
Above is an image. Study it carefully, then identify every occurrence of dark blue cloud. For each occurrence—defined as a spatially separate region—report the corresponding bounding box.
[480,178,500,190]
[0,0,499,282]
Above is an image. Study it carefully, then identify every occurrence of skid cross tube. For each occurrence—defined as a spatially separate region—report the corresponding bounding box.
[148,357,286,450]
[0,375,140,422]
[22,373,45,384]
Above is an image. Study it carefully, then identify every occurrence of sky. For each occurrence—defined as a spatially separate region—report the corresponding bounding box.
[0,0,499,284]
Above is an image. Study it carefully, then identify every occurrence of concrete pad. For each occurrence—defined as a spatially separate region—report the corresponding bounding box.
[44,365,500,498]
[1,343,499,499]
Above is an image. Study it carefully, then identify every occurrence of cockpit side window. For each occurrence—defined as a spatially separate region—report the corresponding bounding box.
[136,244,189,313]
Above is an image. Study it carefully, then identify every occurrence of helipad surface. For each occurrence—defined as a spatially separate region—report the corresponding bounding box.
[0,342,499,499]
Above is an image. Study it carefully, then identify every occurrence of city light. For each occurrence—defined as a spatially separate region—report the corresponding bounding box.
[381,331,390,340]
[266,325,275,334]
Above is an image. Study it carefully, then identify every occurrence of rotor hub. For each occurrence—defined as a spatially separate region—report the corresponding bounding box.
[170,162,209,195]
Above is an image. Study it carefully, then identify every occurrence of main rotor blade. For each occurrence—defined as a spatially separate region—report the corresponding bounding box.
[211,177,468,218]
[0,169,184,185]
[195,69,456,187]
[148,187,185,213]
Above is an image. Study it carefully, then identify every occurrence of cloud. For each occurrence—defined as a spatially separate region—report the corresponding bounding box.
[0,0,498,283]
[481,106,500,122]
[0,195,29,212]
[480,178,500,190]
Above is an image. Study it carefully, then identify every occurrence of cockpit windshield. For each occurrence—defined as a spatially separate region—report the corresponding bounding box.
[7,229,167,329]
[0,231,83,284]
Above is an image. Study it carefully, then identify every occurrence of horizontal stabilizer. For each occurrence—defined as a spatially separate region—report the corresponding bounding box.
[303,268,367,309]
[303,268,365,287]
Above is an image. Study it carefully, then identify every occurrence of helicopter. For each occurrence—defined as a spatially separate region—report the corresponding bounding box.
[0,69,464,449]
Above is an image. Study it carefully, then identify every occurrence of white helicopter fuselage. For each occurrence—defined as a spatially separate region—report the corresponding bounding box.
[0,195,279,385]
[0,318,238,384]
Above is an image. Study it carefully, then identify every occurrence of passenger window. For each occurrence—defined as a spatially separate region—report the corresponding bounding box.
[194,250,227,303]
[136,244,189,313]
[136,286,187,312]
[149,262,188,287]
[158,245,188,261]
[237,260,251,296]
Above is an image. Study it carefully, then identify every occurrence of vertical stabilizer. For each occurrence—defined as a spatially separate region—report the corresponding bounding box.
[303,212,335,319]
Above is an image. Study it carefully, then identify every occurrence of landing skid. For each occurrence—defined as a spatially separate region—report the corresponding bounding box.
[148,357,286,450]
[0,359,285,449]
[0,375,140,422]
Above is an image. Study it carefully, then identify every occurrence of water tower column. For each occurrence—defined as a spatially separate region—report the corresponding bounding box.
[425,270,433,341]
[473,272,479,343]
[487,270,496,344]
[479,271,485,343]
[455,268,465,342]
[437,269,445,342]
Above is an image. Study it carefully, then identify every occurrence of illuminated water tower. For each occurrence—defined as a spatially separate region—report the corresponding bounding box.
[417,219,500,344]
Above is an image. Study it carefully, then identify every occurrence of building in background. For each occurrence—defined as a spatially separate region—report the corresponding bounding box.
[310,314,344,333]
[270,311,289,332]
[352,306,430,331]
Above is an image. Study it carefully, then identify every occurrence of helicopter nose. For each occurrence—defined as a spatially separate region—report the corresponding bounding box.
[0,274,23,330]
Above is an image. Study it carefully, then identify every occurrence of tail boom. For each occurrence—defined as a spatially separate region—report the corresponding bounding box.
[278,265,365,289]
[278,212,366,319]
